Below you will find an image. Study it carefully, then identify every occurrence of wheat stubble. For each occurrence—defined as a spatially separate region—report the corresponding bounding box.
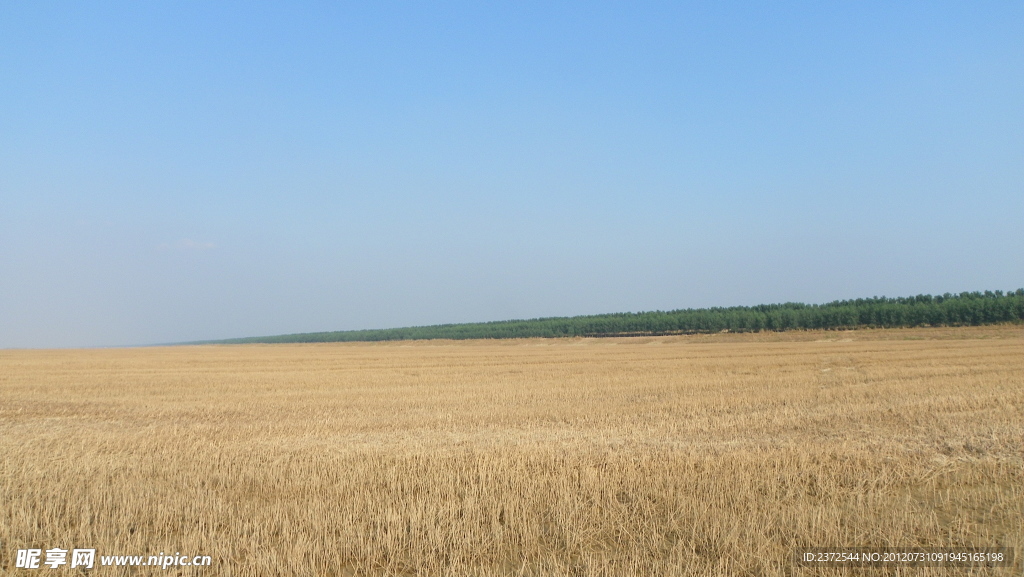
[2,326,1022,575]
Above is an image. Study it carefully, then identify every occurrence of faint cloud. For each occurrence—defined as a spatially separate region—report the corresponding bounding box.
[158,239,216,251]
[179,239,216,250]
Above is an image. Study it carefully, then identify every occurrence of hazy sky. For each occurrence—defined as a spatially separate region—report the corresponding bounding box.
[2,2,1022,348]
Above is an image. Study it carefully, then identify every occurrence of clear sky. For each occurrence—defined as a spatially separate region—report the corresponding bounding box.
[2,2,1022,348]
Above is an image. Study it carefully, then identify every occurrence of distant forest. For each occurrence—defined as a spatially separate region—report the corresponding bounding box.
[204,289,1024,344]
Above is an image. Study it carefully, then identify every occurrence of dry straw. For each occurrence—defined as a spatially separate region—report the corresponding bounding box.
[1,326,1022,575]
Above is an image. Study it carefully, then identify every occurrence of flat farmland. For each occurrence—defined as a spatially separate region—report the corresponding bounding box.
[2,326,1022,576]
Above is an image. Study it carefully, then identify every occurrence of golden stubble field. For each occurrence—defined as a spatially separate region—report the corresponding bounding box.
[1,326,1022,576]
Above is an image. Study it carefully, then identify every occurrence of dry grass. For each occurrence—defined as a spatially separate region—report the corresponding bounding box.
[1,325,1022,576]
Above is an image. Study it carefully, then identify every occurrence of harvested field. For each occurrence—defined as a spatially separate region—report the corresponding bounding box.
[1,325,1022,575]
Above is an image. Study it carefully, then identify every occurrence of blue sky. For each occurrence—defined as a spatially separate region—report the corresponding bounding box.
[1,2,1022,347]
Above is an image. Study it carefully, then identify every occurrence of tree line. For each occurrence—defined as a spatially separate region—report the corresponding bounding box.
[205,289,1024,344]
